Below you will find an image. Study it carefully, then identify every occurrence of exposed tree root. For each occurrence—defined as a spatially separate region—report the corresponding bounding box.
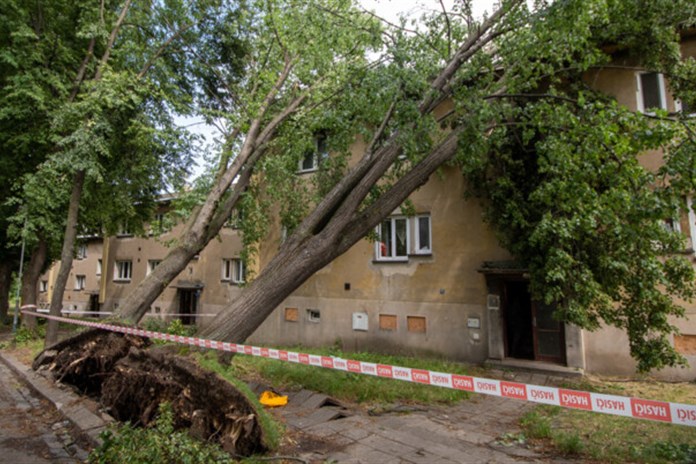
[33,329,266,457]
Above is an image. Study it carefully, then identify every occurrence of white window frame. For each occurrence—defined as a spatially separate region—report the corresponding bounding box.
[96,259,102,276]
[231,259,246,284]
[76,244,87,259]
[636,71,667,114]
[39,280,48,293]
[375,216,410,261]
[414,214,432,255]
[297,136,328,173]
[115,260,132,281]
[147,260,161,275]
[75,275,86,290]
[117,222,132,237]
[221,259,232,281]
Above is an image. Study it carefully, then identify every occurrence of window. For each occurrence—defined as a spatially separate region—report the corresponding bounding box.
[76,244,87,259]
[688,197,696,254]
[39,280,48,293]
[75,275,86,290]
[298,136,328,173]
[414,215,432,254]
[224,209,243,229]
[117,222,132,237]
[375,213,432,261]
[96,259,102,276]
[222,258,246,284]
[147,260,161,275]
[115,260,132,281]
[636,72,666,113]
[376,217,409,260]
[306,309,321,323]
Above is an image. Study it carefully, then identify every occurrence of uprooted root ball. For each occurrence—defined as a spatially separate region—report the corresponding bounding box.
[33,329,266,457]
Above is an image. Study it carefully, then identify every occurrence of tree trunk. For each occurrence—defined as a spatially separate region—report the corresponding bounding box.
[198,129,462,342]
[46,170,85,346]
[21,239,48,331]
[0,261,12,323]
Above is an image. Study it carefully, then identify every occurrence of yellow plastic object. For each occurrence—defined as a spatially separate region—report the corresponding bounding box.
[259,390,288,407]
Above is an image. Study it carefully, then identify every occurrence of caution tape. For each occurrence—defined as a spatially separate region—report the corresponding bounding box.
[23,310,696,427]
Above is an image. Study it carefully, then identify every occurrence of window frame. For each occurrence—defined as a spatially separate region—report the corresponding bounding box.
[636,71,667,114]
[147,259,161,275]
[413,214,432,255]
[114,260,133,281]
[39,280,48,293]
[75,275,86,290]
[375,216,410,262]
[76,244,87,260]
[96,259,102,276]
[297,136,328,174]
[222,258,246,284]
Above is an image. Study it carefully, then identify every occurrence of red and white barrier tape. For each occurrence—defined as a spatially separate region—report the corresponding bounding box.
[24,310,696,427]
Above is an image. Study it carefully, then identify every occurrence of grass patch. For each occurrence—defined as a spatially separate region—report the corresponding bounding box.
[229,345,480,406]
[520,378,696,464]
[89,403,236,464]
[196,352,283,451]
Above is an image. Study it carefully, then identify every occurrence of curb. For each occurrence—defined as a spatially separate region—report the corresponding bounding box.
[0,352,113,448]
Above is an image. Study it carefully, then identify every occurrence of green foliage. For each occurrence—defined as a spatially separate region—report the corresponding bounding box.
[12,324,45,344]
[142,318,196,346]
[459,1,696,372]
[89,402,234,464]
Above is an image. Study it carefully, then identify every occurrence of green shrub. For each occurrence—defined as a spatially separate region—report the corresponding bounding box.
[13,324,45,344]
[89,403,233,464]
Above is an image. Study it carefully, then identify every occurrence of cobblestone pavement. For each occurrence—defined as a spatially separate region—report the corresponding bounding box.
[0,359,90,463]
[269,370,573,464]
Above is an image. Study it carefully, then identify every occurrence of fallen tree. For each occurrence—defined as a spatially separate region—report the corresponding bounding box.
[33,330,267,456]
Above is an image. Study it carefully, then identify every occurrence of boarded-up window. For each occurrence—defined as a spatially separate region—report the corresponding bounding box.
[407,316,426,333]
[284,307,299,322]
[675,335,696,355]
[379,314,397,331]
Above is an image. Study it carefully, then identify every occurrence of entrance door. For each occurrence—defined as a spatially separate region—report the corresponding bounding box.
[178,289,197,325]
[503,281,565,364]
[532,301,565,363]
[88,294,100,314]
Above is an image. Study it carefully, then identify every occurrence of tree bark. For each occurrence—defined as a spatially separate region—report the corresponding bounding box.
[21,238,48,331]
[198,128,462,342]
[0,261,12,323]
[46,170,85,345]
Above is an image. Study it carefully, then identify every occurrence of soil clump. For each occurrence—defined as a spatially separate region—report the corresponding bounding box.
[33,328,266,456]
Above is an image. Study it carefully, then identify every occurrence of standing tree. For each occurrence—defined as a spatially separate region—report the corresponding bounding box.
[4,0,238,345]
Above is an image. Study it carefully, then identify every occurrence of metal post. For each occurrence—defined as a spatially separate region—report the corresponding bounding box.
[12,220,27,333]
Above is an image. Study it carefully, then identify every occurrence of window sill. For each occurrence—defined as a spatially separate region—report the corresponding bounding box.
[373,258,409,264]
[409,252,432,257]
[113,279,131,283]
[297,168,318,175]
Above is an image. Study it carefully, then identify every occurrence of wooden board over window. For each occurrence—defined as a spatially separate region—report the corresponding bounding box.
[379,314,397,331]
[407,316,426,333]
[675,334,696,355]
[284,307,299,322]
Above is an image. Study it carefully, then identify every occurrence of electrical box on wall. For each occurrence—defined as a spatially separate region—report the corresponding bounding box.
[352,312,368,331]
[467,317,481,329]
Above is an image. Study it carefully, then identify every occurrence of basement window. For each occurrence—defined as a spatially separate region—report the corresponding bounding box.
[306,309,321,323]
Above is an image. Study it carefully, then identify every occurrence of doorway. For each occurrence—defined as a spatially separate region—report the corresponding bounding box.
[503,281,565,364]
[178,289,197,325]
[88,294,100,315]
